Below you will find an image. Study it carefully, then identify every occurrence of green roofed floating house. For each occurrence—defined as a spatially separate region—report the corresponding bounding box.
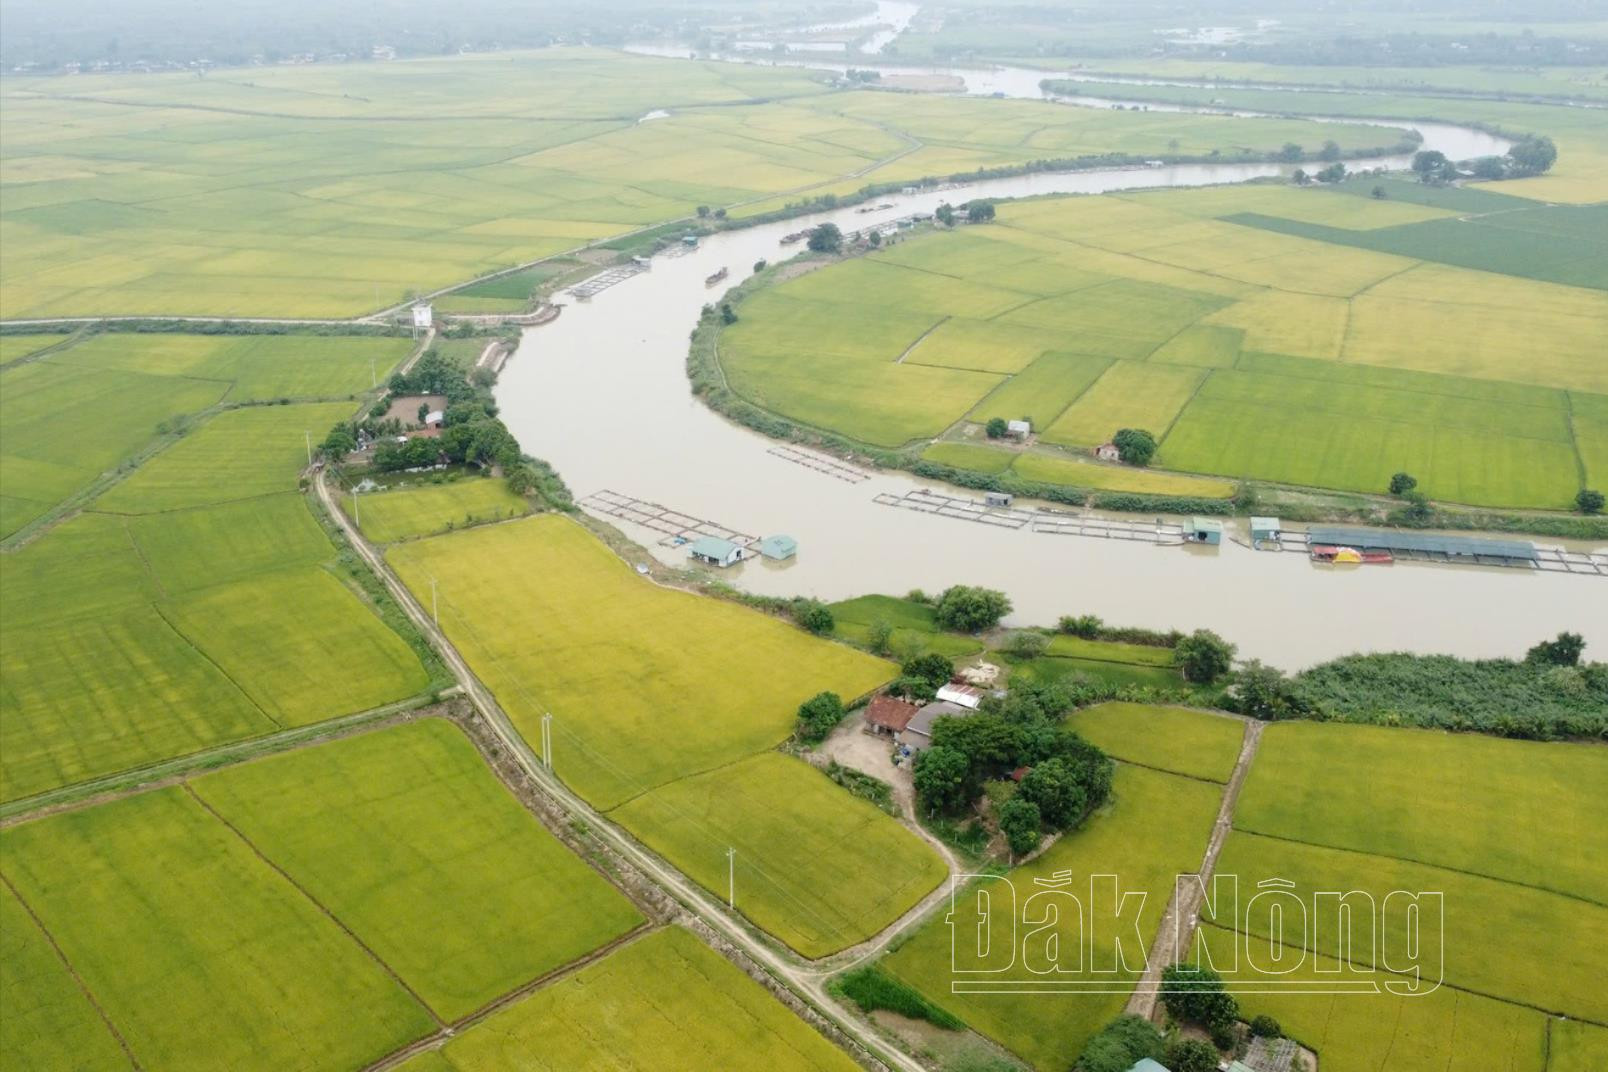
[1187,516,1223,545]
[757,534,798,560]
[687,535,745,568]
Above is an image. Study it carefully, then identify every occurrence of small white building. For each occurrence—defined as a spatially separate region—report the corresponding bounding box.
[1007,419,1032,440]
[411,303,433,329]
[1095,442,1121,462]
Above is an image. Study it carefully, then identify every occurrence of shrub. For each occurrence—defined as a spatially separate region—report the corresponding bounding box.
[1167,1038,1221,1072]
[1389,471,1418,495]
[902,652,953,689]
[1578,488,1605,515]
[1249,1014,1282,1038]
[985,417,1008,439]
[1058,614,1103,638]
[1176,629,1236,684]
[795,691,845,743]
[793,599,834,635]
[998,797,1042,857]
[833,966,964,1029]
[1005,630,1049,658]
[1160,963,1238,1029]
[866,618,894,655]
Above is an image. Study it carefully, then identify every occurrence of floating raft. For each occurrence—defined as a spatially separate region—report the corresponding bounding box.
[872,489,1188,544]
[578,489,755,549]
[566,263,646,300]
[705,267,729,286]
[767,444,870,484]
[873,489,1034,529]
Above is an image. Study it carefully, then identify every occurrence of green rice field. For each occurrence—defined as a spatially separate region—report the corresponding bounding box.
[613,753,947,957]
[388,516,944,956]
[0,335,435,803]
[395,927,863,1072]
[882,763,1224,1068]
[0,786,436,1071]
[0,719,644,1069]
[192,719,643,1021]
[1200,721,1608,1070]
[720,187,1608,508]
[1065,702,1244,782]
[0,332,408,537]
[349,477,530,544]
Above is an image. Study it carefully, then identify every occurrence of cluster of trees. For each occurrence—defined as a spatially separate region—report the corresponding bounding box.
[1075,1000,1282,1072]
[322,343,571,507]
[1112,427,1156,467]
[912,680,1114,856]
[932,585,1012,633]
[1291,160,1347,185]
[1230,632,1607,738]
[1415,136,1558,184]
[807,222,842,253]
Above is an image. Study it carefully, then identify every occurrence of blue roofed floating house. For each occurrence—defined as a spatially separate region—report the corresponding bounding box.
[757,534,797,560]
[1187,516,1223,545]
[687,535,745,568]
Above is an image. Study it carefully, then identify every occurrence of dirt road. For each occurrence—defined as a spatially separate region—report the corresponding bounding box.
[1124,716,1264,1018]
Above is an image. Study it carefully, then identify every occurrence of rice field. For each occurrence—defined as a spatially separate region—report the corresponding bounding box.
[882,763,1224,1069]
[723,188,1608,507]
[1,346,435,802]
[395,927,863,1072]
[1234,722,1608,904]
[192,719,643,1021]
[0,719,644,1069]
[1193,927,1550,1072]
[349,478,531,544]
[0,787,436,1071]
[388,516,944,955]
[0,333,410,536]
[94,402,354,513]
[1065,702,1243,782]
[1198,721,1608,1069]
[0,48,1402,319]
[613,753,947,958]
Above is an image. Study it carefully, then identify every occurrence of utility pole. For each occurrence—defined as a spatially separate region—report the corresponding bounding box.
[352,487,360,527]
[726,847,736,909]
[430,577,439,626]
[304,430,312,466]
[369,354,376,388]
[540,713,553,768]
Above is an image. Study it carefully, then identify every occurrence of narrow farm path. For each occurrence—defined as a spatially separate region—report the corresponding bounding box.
[312,469,930,1072]
[1124,715,1264,1019]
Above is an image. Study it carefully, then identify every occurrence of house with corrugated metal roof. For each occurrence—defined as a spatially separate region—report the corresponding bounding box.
[687,535,744,567]
[898,700,972,752]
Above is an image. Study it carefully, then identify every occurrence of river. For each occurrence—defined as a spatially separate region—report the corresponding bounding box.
[495,27,1602,670]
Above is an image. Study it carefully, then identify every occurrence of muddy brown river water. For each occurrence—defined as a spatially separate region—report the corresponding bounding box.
[496,44,1604,669]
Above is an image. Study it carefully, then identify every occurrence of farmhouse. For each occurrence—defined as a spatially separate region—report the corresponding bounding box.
[423,409,445,429]
[757,534,798,560]
[1095,442,1121,462]
[864,694,921,736]
[1187,517,1223,545]
[687,535,745,567]
[899,700,973,752]
[935,682,984,709]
